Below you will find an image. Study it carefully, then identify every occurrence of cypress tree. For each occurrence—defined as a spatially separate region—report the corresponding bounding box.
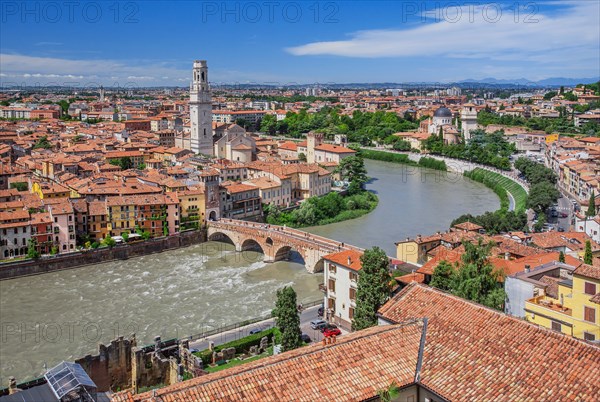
[272,286,302,351]
[583,240,593,265]
[586,190,596,218]
[352,247,390,331]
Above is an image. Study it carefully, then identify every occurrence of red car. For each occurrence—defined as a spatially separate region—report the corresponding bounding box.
[323,327,342,337]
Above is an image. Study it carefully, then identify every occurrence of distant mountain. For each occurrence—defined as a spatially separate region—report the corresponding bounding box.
[456,77,599,87]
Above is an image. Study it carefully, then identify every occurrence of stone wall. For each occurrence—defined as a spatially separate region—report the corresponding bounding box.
[0,229,206,280]
[75,335,137,392]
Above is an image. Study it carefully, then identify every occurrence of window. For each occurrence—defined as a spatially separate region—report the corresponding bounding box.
[584,306,596,323]
[584,282,597,296]
[329,264,336,274]
[551,321,562,332]
[349,272,358,282]
[349,307,354,320]
[328,279,336,293]
[584,332,596,342]
[349,288,356,301]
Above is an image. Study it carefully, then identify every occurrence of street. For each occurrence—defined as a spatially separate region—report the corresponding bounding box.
[189,304,332,351]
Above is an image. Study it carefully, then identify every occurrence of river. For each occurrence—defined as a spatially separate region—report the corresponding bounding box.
[0,159,499,384]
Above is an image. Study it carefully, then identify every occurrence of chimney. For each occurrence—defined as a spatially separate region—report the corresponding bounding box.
[524,265,530,273]
[505,252,510,260]
[347,256,352,266]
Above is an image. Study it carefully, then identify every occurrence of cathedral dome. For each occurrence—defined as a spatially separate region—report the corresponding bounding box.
[433,107,453,118]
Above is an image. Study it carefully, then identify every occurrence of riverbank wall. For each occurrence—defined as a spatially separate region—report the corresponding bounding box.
[0,229,206,280]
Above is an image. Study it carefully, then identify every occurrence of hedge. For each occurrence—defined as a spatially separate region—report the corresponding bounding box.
[194,328,276,366]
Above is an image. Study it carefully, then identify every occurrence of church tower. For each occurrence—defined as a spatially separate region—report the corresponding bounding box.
[306,132,323,164]
[189,60,213,155]
[460,103,478,141]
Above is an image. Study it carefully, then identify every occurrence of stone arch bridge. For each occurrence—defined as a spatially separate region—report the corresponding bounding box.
[207,219,363,273]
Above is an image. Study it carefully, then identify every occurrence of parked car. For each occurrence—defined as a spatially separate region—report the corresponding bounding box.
[310,319,327,330]
[560,212,569,218]
[323,327,342,337]
[551,211,558,218]
[301,333,311,343]
[558,227,565,232]
[317,306,324,317]
[249,328,263,335]
[321,324,338,333]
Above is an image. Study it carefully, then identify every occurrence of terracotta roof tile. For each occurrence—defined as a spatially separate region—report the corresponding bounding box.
[378,283,600,402]
[112,323,423,402]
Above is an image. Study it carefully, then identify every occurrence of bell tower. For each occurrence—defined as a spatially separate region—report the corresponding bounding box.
[460,103,478,141]
[189,60,213,155]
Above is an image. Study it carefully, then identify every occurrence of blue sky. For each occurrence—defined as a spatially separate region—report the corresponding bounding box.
[1,1,599,86]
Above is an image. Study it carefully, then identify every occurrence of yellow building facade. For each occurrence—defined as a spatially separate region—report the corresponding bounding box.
[525,264,599,341]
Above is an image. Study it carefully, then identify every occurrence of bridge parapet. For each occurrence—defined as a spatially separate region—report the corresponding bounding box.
[207,219,363,273]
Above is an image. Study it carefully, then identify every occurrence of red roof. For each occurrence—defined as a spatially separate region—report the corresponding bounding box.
[323,249,363,271]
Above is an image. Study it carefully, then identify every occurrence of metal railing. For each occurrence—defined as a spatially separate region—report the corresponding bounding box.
[185,299,322,342]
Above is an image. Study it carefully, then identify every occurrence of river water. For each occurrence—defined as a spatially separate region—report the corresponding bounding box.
[0,160,498,383]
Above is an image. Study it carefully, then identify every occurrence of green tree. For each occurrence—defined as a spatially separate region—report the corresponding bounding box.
[103,236,116,248]
[122,232,129,242]
[141,230,151,240]
[451,239,505,310]
[109,157,132,170]
[26,238,40,259]
[558,251,565,263]
[534,212,546,233]
[335,155,368,191]
[527,182,560,213]
[586,190,596,218]
[430,260,455,291]
[10,182,28,191]
[260,114,277,135]
[33,135,52,150]
[298,152,307,162]
[272,286,302,352]
[352,247,390,331]
[584,240,593,264]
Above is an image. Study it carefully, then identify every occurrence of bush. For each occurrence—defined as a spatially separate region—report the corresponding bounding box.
[194,328,276,366]
[418,157,447,171]
[360,149,415,165]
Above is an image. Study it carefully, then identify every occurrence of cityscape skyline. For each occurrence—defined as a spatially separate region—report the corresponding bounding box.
[1,1,599,86]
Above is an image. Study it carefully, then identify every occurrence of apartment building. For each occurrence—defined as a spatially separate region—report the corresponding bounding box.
[524,263,599,341]
[322,249,363,331]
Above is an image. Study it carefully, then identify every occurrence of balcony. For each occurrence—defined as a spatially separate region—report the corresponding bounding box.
[527,295,572,316]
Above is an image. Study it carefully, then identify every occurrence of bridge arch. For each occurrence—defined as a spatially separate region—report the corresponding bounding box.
[313,258,325,273]
[208,231,235,246]
[241,238,264,253]
[265,237,274,246]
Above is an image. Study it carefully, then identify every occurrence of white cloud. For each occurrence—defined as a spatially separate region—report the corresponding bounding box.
[286,2,599,71]
[0,54,190,86]
[34,42,63,46]
[0,54,290,86]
